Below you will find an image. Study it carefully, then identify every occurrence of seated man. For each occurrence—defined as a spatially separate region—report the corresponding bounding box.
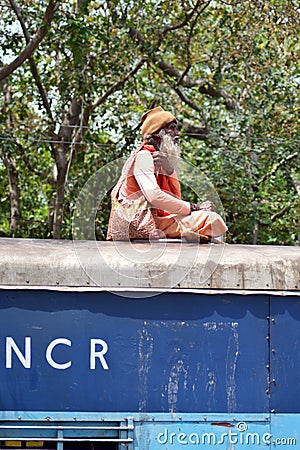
[107,106,227,241]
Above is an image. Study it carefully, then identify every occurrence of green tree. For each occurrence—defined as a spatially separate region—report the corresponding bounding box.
[0,0,299,243]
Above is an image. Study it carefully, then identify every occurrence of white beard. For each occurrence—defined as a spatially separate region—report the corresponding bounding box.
[158,130,181,171]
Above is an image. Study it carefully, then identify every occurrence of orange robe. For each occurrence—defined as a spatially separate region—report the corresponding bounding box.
[108,143,227,239]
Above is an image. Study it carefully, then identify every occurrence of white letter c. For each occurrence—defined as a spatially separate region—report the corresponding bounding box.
[46,338,72,369]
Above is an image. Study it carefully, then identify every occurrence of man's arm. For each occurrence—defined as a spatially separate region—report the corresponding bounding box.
[134,150,190,215]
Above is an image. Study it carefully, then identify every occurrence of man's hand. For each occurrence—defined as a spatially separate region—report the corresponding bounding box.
[152,151,174,175]
[190,200,216,213]
[199,200,216,211]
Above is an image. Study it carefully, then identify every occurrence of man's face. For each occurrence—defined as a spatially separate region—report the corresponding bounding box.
[164,121,180,144]
[158,122,181,169]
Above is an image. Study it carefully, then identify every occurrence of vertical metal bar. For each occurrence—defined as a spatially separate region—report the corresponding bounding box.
[119,417,134,450]
[119,419,126,450]
[268,294,273,441]
[127,417,134,450]
[57,429,63,450]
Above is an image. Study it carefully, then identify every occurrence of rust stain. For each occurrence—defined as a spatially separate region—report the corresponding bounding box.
[211,422,234,428]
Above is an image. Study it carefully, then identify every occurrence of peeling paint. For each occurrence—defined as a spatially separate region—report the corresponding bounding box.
[203,322,240,413]
[138,325,154,412]
[167,359,188,413]
[226,323,239,414]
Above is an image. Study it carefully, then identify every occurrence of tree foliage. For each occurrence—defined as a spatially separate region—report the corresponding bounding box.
[0,0,299,244]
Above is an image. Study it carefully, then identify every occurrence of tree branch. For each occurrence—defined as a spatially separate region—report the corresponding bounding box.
[91,59,146,110]
[271,205,290,221]
[0,0,59,81]
[290,172,300,196]
[184,125,209,140]
[16,142,43,176]
[14,141,53,184]
[8,0,54,121]
[174,85,203,114]
[149,61,207,123]
[257,152,299,185]
[175,1,206,85]
[160,0,209,35]
[256,205,291,227]
[8,0,29,39]
[129,27,239,110]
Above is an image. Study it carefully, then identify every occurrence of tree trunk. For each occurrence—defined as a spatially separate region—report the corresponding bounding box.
[1,79,21,233]
[290,173,300,246]
[2,156,21,233]
[52,165,67,239]
[252,221,259,245]
[51,98,82,239]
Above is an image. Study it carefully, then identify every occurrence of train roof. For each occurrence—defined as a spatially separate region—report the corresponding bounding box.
[0,238,299,293]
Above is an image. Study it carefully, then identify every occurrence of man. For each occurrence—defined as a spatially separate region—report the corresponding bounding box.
[107,106,227,241]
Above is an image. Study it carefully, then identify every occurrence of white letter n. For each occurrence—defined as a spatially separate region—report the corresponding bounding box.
[6,337,31,368]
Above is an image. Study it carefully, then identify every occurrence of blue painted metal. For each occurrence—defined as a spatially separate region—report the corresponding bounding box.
[270,414,298,447]
[1,288,300,449]
[270,295,300,413]
[135,418,271,449]
[0,290,268,413]
[0,412,271,449]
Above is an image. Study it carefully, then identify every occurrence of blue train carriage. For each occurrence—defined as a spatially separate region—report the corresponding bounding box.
[0,237,299,450]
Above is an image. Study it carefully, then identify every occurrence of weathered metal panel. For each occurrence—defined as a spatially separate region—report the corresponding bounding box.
[135,419,271,449]
[0,412,271,449]
[0,238,299,291]
[8,412,299,450]
[269,414,298,447]
[270,295,300,413]
[0,290,268,413]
